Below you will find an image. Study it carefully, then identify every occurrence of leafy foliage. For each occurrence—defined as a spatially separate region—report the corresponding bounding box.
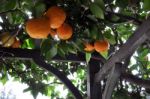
[0,0,150,98]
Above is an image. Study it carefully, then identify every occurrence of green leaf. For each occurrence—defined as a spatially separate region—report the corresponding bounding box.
[0,0,17,13]
[57,47,66,58]
[116,0,128,8]
[34,2,46,17]
[31,90,38,99]
[67,44,77,54]
[89,25,104,41]
[22,38,35,49]
[72,40,84,51]
[41,39,58,60]
[1,66,8,85]
[143,0,150,11]
[7,11,26,25]
[57,42,69,55]
[103,30,116,45]
[90,3,104,19]
[40,38,52,55]
[110,15,120,22]
[23,87,31,93]
[45,45,57,60]
[85,52,91,63]
[90,25,99,39]
[100,51,108,59]
[139,49,149,58]
[94,0,105,10]
[1,74,8,85]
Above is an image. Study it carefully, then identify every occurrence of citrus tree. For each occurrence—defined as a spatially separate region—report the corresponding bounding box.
[0,0,150,99]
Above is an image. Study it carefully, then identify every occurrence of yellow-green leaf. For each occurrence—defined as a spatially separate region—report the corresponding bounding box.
[100,50,108,59]
[86,52,91,63]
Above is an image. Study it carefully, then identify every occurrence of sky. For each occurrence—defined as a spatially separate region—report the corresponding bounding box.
[0,81,49,99]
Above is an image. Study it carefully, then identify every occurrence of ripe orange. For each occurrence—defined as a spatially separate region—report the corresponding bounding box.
[46,6,66,29]
[12,38,21,48]
[84,43,94,52]
[57,23,73,40]
[25,17,50,39]
[94,40,109,52]
[0,32,15,47]
[49,29,57,38]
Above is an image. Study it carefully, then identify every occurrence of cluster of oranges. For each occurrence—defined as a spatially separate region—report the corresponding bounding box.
[25,5,109,53]
[26,6,73,40]
[84,40,109,53]
[0,5,109,53]
[0,32,21,48]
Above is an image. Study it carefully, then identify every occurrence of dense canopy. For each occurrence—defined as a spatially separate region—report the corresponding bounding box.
[0,0,150,99]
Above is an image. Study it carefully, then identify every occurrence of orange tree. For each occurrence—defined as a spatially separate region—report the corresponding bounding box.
[1,0,150,99]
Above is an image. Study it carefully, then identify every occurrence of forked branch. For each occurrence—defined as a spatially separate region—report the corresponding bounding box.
[94,17,150,83]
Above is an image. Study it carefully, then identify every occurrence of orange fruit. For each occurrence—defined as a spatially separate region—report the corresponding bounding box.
[49,29,57,38]
[94,40,109,52]
[46,6,66,29]
[25,17,50,39]
[0,32,15,47]
[12,38,21,48]
[84,43,94,52]
[57,23,73,40]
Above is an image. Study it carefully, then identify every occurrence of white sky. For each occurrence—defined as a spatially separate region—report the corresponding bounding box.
[0,81,49,99]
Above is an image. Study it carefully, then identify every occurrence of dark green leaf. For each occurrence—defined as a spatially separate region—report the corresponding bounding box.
[40,38,52,55]
[45,45,57,60]
[116,0,128,8]
[94,0,105,10]
[90,25,99,40]
[23,87,31,93]
[57,47,66,58]
[7,11,26,25]
[0,0,17,13]
[90,3,104,19]
[34,2,46,17]
[143,0,150,11]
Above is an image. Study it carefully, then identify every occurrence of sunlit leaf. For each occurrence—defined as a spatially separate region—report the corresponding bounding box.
[100,50,108,59]
[1,74,8,85]
[85,52,91,63]
[22,38,35,49]
[103,30,116,45]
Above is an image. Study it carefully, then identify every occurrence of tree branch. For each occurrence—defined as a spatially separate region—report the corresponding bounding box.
[0,47,106,63]
[33,53,83,99]
[122,73,150,89]
[103,63,122,99]
[94,17,150,83]
[0,47,106,98]
[0,47,83,99]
